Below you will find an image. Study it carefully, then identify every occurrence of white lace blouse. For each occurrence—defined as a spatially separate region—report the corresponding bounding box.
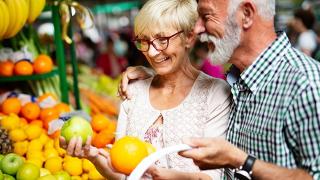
[116,72,231,179]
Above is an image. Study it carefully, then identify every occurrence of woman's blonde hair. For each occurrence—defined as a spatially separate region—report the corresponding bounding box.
[134,0,198,38]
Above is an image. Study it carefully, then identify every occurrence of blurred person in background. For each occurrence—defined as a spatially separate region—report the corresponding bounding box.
[312,24,320,61]
[61,0,231,179]
[290,8,317,56]
[96,37,128,78]
[193,40,225,79]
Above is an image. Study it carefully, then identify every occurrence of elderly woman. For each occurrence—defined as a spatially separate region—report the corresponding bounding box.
[61,0,231,179]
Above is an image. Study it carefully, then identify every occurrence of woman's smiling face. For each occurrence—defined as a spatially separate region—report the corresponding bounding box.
[140,28,191,76]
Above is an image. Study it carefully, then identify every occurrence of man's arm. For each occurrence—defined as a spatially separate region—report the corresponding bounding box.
[252,160,312,180]
[179,137,313,180]
[118,66,154,99]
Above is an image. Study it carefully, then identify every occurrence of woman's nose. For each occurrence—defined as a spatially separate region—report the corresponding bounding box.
[194,18,206,35]
[147,44,160,57]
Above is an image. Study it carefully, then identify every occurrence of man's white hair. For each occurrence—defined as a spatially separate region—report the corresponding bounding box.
[228,0,275,20]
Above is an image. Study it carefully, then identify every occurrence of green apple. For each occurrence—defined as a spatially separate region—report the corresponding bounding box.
[39,168,51,177]
[61,116,93,145]
[3,174,15,180]
[1,153,24,175]
[0,170,3,180]
[16,163,40,180]
[0,155,4,171]
[37,174,56,180]
[54,171,71,180]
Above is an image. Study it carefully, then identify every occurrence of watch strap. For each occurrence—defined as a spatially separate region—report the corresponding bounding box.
[242,154,256,173]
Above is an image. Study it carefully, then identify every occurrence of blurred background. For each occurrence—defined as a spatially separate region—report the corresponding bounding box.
[35,0,320,79]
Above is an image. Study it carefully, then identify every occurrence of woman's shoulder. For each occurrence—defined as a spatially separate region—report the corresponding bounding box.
[196,72,231,105]
[127,77,153,97]
[197,72,230,91]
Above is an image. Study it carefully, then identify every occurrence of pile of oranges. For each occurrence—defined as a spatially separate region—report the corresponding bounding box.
[90,114,117,148]
[0,95,70,135]
[0,54,53,77]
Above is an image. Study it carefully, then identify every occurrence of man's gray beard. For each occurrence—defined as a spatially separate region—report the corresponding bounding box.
[199,16,241,65]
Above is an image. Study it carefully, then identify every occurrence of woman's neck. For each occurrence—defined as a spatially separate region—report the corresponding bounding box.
[152,64,200,91]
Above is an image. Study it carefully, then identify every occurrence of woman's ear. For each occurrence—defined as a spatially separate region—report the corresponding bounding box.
[185,31,197,48]
[239,0,256,29]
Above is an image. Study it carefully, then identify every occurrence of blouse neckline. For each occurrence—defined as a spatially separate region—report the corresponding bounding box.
[146,72,203,112]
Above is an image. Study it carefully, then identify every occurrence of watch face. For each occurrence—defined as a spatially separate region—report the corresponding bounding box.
[234,170,252,180]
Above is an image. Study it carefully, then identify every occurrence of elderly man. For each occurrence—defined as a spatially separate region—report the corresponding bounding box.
[119,0,320,179]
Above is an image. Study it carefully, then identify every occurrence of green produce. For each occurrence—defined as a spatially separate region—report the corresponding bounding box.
[61,116,93,145]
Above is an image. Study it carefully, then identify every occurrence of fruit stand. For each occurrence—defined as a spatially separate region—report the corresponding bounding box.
[0,0,118,179]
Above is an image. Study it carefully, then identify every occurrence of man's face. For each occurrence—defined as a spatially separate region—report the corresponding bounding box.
[196,0,241,65]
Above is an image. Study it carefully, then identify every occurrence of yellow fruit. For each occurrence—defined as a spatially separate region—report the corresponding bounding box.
[81,173,89,180]
[70,176,82,180]
[38,133,49,145]
[25,124,42,140]
[26,158,43,168]
[143,141,156,155]
[63,157,82,176]
[13,141,28,156]
[82,159,95,173]
[45,157,63,173]
[38,174,56,180]
[40,168,51,177]
[0,113,20,130]
[26,150,44,161]
[44,148,59,160]
[88,168,105,180]
[28,139,43,151]
[10,128,27,142]
[44,139,54,150]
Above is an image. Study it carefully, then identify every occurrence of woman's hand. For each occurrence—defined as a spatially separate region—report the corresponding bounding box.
[59,136,124,179]
[118,66,154,100]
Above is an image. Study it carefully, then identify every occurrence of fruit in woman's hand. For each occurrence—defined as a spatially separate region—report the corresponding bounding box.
[0,153,24,175]
[143,142,156,155]
[60,116,93,145]
[110,136,149,175]
[16,163,40,180]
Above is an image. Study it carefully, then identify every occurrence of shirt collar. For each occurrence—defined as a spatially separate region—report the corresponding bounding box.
[227,31,291,92]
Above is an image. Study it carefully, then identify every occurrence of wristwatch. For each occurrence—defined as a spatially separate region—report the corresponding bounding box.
[234,154,256,180]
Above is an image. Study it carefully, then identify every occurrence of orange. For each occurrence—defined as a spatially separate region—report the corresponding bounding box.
[48,130,60,139]
[90,114,110,132]
[91,130,114,148]
[110,136,148,175]
[30,120,43,128]
[14,60,33,75]
[0,60,14,77]
[54,102,71,114]
[1,97,21,115]
[33,54,53,74]
[40,107,59,121]
[21,102,41,121]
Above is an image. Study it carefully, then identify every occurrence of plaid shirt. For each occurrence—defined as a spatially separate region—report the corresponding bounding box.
[226,32,320,179]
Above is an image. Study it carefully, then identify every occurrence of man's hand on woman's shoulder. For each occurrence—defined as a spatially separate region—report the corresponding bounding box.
[118,66,154,100]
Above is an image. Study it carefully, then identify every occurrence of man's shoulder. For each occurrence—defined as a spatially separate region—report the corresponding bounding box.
[281,47,320,88]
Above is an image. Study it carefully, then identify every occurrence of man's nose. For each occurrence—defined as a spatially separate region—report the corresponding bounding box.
[147,44,160,57]
[194,18,206,35]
